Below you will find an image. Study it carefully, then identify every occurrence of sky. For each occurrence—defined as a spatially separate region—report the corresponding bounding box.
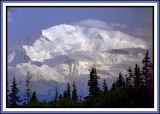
[7,7,153,42]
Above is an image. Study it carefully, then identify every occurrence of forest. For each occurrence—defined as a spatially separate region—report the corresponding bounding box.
[6,50,154,108]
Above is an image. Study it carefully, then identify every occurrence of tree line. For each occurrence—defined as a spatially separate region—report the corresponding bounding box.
[7,50,153,108]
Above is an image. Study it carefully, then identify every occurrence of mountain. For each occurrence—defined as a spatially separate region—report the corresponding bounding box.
[8,20,148,101]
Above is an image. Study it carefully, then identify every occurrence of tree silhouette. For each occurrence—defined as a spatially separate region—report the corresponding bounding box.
[102,79,108,94]
[125,74,129,88]
[54,88,58,101]
[88,68,100,97]
[142,50,153,107]
[66,83,71,99]
[142,50,153,86]
[30,91,38,104]
[72,81,78,102]
[134,64,141,90]
[110,81,116,91]
[24,73,32,104]
[59,94,62,100]
[63,90,67,98]
[116,72,125,88]
[127,66,133,88]
[9,76,21,107]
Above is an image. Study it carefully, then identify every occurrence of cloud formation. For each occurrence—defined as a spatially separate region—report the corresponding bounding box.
[72,19,127,30]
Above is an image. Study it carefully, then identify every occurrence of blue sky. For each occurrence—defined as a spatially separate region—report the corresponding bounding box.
[8,7,153,42]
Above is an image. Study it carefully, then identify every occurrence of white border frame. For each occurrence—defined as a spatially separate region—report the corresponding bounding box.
[2,2,158,112]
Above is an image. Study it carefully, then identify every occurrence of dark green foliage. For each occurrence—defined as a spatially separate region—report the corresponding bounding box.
[88,68,100,97]
[63,90,67,98]
[127,65,133,87]
[116,72,125,88]
[59,94,62,100]
[110,81,116,91]
[142,50,153,86]
[54,88,58,101]
[125,74,129,87]
[72,81,78,102]
[24,74,32,104]
[66,83,71,99]
[102,79,108,93]
[134,64,141,89]
[141,50,154,107]
[9,76,21,107]
[30,91,38,104]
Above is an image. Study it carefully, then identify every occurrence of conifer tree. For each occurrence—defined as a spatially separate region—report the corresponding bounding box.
[79,96,82,103]
[30,91,38,104]
[110,81,116,91]
[127,66,133,87]
[66,83,71,99]
[142,50,153,107]
[125,74,129,88]
[25,73,32,104]
[88,68,100,96]
[72,81,78,102]
[9,76,21,107]
[102,79,108,94]
[134,64,141,89]
[63,90,67,98]
[54,88,58,101]
[59,94,62,100]
[116,72,125,88]
[142,50,153,87]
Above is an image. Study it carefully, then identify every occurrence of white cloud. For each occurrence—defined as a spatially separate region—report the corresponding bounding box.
[110,23,127,29]
[72,19,113,30]
[72,19,127,30]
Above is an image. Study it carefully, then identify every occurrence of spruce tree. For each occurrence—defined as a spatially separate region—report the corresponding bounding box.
[125,74,129,88]
[134,64,141,90]
[88,68,100,96]
[9,76,21,107]
[116,72,125,88]
[142,50,153,107]
[72,81,78,102]
[127,66,133,87]
[63,90,67,98]
[142,50,153,87]
[25,73,32,104]
[30,91,38,104]
[59,94,62,100]
[66,83,71,99]
[102,79,108,94]
[54,88,58,101]
[110,81,116,91]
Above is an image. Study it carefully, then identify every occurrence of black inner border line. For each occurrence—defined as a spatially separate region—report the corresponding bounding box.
[6,6,154,108]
